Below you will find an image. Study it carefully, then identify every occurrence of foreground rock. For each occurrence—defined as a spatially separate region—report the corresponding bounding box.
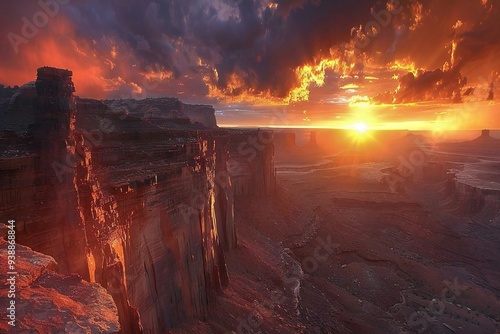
[0,225,120,333]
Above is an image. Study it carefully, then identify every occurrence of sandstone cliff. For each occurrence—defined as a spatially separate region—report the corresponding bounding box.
[102,97,218,128]
[421,133,500,218]
[0,67,275,332]
[227,129,276,197]
[0,224,120,333]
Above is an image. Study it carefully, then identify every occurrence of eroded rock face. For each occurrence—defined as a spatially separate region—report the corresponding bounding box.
[0,226,120,334]
[420,133,500,218]
[0,67,274,332]
[227,129,276,197]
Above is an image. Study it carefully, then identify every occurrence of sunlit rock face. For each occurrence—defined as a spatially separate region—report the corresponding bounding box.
[6,67,91,279]
[0,225,120,334]
[0,67,274,332]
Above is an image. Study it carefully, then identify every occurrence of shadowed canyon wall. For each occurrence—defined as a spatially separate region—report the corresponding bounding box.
[422,135,500,217]
[0,67,275,332]
[227,129,276,197]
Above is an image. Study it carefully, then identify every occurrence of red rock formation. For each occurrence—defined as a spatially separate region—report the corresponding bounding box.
[0,67,275,332]
[274,131,297,149]
[0,224,120,333]
[228,129,276,197]
[103,97,218,128]
[418,131,500,217]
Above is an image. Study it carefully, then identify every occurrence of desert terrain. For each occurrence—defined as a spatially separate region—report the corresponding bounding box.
[173,129,500,334]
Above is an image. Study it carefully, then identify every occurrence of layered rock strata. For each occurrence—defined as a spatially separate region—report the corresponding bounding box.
[421,132,500,217]
[0,67,275,332]
[0,224,120,333]
[227,129,276,197]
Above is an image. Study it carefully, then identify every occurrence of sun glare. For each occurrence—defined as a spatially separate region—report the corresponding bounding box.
[353,122,369,134]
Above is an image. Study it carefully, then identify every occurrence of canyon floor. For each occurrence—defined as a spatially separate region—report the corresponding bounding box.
[173,141,500,334]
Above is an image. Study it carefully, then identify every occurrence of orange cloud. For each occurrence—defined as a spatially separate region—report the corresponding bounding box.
[0,16,108,97]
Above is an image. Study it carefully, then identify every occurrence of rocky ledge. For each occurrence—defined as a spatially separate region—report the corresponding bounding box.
[0,224,120,333]
[422,131,500,218]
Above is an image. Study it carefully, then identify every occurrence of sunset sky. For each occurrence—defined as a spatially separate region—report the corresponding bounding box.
[1,0,499,130]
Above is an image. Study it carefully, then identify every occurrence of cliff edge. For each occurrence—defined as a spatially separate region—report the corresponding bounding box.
[0,67,275,332]
[0,223,120,333]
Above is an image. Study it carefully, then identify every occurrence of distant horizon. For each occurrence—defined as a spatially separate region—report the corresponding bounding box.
[2,75,499,134]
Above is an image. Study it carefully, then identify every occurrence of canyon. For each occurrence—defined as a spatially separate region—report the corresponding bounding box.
[0,67,275,333]
[173,129,500,333]
[1,67,499,334]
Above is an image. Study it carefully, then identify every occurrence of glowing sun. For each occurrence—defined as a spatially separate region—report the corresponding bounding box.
[353,122,369,134]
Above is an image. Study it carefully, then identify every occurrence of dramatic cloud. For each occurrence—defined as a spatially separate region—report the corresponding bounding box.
[0,0,498,107]
[375,68,466,104]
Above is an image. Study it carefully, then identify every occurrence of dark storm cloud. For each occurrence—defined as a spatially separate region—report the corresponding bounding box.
[0,0,391,98]
[65,0,196,76]
[453,1,500,71]
[375,68,466,104]
[0,1,52,61]
[273,0,308,17]
[0,0,499,102]
[193,0,385,98]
